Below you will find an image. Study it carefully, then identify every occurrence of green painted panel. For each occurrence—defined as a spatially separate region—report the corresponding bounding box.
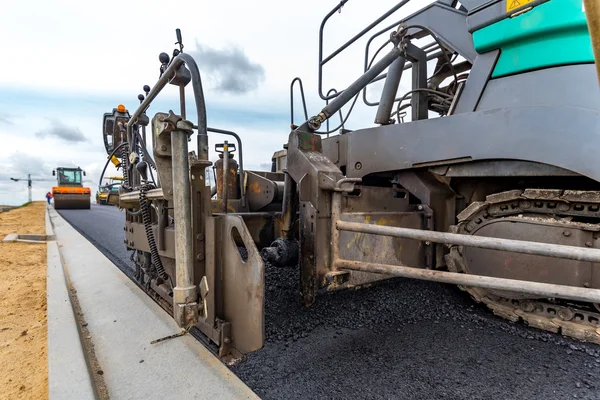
[472,0,593,77]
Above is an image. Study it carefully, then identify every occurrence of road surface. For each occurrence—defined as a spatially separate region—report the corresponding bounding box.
[58,204,600,399]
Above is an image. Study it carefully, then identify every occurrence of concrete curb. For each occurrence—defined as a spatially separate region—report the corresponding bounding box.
[46,205,97,400]
[49,205,260,399]
[46,205,56,240]
[2,233,54,243]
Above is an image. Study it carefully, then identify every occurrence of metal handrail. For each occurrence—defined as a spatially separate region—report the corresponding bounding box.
[318,0,412,101]
[362,18,444,107]
[290,77,308,126]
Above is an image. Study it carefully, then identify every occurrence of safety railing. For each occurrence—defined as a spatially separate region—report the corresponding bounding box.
[330,179,600,304]
[318,0,413,101]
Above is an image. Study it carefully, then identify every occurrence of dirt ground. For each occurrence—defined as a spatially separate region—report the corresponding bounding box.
[0,202,48,400]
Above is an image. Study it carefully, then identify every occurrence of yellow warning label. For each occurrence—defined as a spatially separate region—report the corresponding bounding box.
[506,0,535,13]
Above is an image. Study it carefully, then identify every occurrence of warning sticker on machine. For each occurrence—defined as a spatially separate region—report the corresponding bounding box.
[506,0,535,13]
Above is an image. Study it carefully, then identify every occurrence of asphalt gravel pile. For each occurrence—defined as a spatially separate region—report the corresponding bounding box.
[232,261,600,399]
[59,206,600,399]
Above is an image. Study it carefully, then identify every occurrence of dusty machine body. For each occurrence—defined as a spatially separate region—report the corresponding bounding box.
[52,167,90,209]
[101,1,600,361]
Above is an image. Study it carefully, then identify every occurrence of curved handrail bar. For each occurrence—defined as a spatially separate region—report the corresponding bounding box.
[127,52,209,161]
[318,0,411,101]
[201,126,246,208]
[362,19,442,107]
[290,77,309,126]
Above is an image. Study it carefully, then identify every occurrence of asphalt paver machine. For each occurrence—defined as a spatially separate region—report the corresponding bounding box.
[100,0,600,362]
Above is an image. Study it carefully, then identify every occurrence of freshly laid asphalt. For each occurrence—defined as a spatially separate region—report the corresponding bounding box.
[59,204,600,399]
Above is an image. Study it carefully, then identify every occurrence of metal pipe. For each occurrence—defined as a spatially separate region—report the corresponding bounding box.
[336,221,600,263]
[171,124,197,326]
[331,178,362,264]
[204,127,245,207]
[584,0,600,84]
[179,85,186,119]
[325,88,345,136]
[335,259,600,304]
[331,192,342,263]
[127,53,208,160]
[375,56,405,124]
[222,141,229,214]
[409,43,429,121]
[290,77,308,126]
[319,46,402,121]
[362,50,444,107]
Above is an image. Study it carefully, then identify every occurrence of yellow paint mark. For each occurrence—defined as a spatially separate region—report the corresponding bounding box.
[506,0,534,13]
[347,216,370,249]
[346,216,390,249]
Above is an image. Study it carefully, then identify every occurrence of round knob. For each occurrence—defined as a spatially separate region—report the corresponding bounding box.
[143,85,150,94]
[159,52,170,64]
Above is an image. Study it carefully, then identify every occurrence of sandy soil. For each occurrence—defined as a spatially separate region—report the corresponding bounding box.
[0,202,48,400]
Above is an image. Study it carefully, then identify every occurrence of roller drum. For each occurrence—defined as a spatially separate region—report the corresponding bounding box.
[53,193,91,209]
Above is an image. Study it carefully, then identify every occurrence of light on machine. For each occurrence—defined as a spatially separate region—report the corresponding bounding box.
[117,104,126,113]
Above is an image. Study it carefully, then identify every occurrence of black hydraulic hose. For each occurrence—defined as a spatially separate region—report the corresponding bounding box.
[98,142,128,189]
[394,88,453,122]
[404,24,458,90]
[135,128,157,170]
[139,183,167,280]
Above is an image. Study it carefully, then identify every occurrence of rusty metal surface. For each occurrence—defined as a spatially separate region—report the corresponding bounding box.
[296,131,323,152]
[335,212,427,290]
[246,171,282,211]
[215,153,239,202]
[218,215,265,354]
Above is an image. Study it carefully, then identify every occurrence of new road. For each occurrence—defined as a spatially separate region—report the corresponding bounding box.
[59,204,600,399]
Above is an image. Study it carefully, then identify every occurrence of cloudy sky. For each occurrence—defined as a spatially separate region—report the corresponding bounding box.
[0,0,438,205]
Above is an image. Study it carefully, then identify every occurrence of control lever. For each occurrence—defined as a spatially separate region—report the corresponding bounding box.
[136,160,149,182]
